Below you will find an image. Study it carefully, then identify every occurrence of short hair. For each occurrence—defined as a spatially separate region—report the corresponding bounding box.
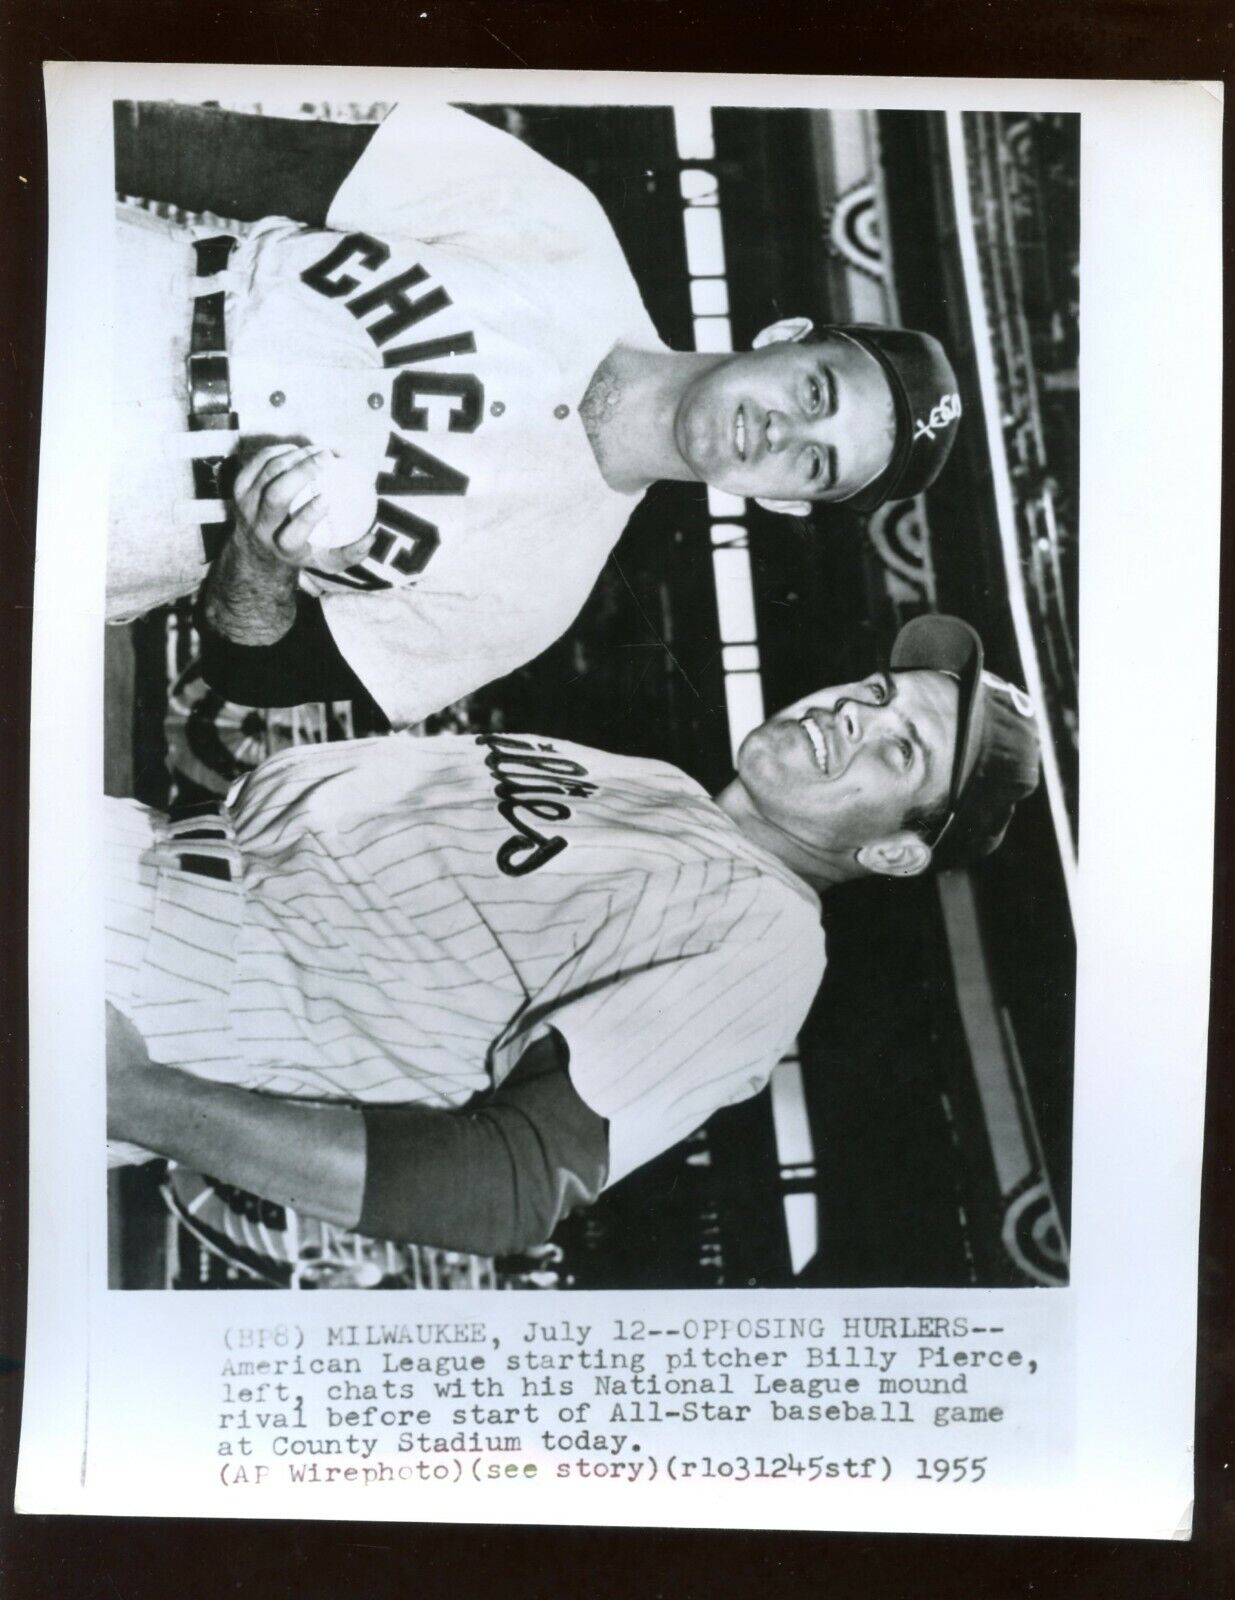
[903,791,951,851]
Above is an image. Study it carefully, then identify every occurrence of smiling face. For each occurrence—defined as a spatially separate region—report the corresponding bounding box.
[673,333,897,503]
[735,669,959,855]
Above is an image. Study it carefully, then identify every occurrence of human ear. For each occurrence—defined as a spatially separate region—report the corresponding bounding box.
[855,831,933,879]
[751,316,814,350]
[754,496,812,517]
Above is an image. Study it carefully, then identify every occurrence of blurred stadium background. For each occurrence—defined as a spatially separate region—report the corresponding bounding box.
[107,100,1078,1292]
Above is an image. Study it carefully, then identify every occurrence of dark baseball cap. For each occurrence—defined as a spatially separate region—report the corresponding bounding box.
[890,614,1042,867]
[831,325,963,512]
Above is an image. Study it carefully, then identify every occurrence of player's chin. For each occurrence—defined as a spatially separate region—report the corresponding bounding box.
[737,725,786,785]
[678,411,730,487]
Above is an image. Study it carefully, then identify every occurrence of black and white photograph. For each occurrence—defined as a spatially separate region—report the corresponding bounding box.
[17,64,1219,1540]
[102,92,1077,1294]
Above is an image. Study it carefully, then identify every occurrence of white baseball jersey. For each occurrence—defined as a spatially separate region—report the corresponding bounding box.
[109,102,665,726]
[106,732,826,1185]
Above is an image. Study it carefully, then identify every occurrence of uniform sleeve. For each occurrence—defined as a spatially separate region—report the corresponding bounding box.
[508,872,827,1187]
[196,593,375,710]
[325,102,610,259]
[358,1029,608,1252]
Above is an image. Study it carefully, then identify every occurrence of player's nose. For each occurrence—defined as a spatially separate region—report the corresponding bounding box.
[765,410,791,452]
[836,698,875,748]
[766,409,822,453]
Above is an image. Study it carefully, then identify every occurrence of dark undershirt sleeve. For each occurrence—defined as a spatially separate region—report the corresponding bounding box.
[195,593,375,710]
[357,1031,610,1255]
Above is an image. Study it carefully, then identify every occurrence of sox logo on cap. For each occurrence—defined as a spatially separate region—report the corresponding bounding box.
[913,392,963,444]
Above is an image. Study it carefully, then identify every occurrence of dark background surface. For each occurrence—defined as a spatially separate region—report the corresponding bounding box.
[2,0,1232,1594]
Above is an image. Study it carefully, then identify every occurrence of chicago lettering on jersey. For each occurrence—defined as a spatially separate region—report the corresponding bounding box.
[300,232,485,591]
[476,735,600,878]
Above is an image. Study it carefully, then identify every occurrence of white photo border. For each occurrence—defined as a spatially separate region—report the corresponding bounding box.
[19,66,1222,1538]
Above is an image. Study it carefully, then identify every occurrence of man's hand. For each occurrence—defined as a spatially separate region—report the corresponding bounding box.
[200,442,375,648]
[233,443,376,576]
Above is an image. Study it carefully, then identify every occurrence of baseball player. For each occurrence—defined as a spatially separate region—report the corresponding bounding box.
[105,615,1040,1255]
[111,100,964,722]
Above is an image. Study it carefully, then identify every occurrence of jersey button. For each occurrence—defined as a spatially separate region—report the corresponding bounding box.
[368,393,384,410]
[553,403,570,419]
[490,401,506,417]
[269,390,286,407]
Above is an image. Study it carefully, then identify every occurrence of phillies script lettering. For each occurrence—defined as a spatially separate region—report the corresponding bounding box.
[300,231,483,591]
[475,734,599,877]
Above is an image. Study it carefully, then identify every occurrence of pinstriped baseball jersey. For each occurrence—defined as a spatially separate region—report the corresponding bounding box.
[109,103,665,726]
[109,732,826,1185]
